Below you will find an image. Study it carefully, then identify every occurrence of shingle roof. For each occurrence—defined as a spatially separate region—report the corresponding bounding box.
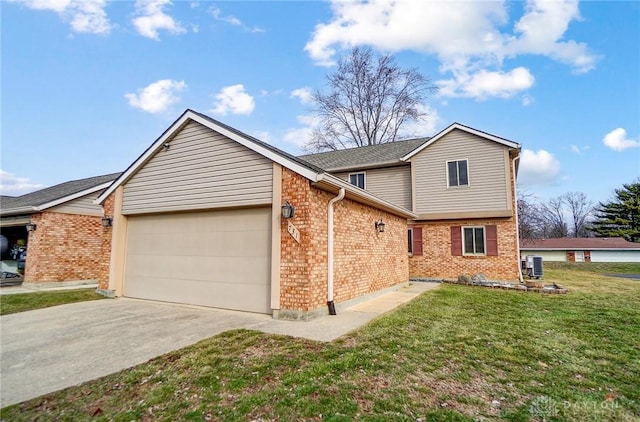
[299,138,429,171]
[520,237,640,250]
[1,172,121,212]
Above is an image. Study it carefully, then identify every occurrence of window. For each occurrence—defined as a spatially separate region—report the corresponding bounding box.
[349,172,365,189]
[408,227,423,255]
[447,159,468,187]
[463,226,485,255]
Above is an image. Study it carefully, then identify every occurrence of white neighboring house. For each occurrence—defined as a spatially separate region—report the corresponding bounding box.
[520,237,640,263]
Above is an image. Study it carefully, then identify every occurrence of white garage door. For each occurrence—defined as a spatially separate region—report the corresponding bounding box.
[123,208,271,313]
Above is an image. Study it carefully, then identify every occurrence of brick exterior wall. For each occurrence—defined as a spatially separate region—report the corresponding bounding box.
[97,194,115,289]
[409,153,520,281]
[24,211,110,283]
[409,217,519,281]
[279,168,408,316]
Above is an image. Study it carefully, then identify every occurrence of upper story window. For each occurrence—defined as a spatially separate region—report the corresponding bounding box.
[447,159,469,187]
[463,226,485,255]
[349,172,366,189]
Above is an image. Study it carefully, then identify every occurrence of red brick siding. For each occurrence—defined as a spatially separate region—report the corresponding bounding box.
[279,168,408,313]
[24,211,110,283]
[409,217,519,280]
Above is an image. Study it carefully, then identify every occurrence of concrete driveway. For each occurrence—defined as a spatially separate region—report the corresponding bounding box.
[0,282,438,407]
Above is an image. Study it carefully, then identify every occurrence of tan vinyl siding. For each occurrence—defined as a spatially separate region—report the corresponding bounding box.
[412,129,510,214]
[49,192,103,216]
[122,121,273,214]
[333,166,412,210]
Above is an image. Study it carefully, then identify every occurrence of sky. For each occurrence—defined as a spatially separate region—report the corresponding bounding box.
[1,0,639,206]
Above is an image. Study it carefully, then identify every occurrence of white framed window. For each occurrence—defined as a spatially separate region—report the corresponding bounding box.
[463,226,485,255]
[349,172,366,189]
[447,159,469,187]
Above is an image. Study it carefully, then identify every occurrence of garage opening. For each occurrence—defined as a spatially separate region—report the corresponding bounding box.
[0,221,29,283]
[123,207,272,314]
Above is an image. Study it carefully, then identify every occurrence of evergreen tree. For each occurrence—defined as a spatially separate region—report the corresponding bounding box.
[590,181,640,242]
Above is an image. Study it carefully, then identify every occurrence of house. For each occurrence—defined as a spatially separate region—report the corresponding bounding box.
[0,173,120,284]
[96,110,414,320]
[301,123,522,282]
[96,109,522,319]
[520,237,640,263]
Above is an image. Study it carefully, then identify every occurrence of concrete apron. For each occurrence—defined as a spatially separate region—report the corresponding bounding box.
[0,282,439,408]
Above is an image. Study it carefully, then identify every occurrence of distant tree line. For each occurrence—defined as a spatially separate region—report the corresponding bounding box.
[518,181,640,242]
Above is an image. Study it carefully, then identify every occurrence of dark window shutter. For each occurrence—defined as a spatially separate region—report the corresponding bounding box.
[412,227,423,256]
[486,225,498,256]
[451,226,462,256]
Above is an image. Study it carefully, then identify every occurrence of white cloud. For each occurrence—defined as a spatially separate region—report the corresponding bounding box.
[397,104,441,139]
[521,94,534,106]
[438,67,535,100]
[125,79,186,113]
[506,0,597,73]
[211,7,241,25]
[0,170,46,196]
[9,0,111,34]
[291,87,314,104]
[518,149,561,186]
[133,0,185,40]
[283,114,320,148]
[252,131,271,143]
[305,0,597,100]
[603,128,640,152]
[210,84,255,115]
[570,144,580,154]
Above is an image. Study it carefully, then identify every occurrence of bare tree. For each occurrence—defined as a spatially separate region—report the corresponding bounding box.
[540,196,569,238]
[306,46,438,152]
[517,190,545,239]
[563,192,594,237]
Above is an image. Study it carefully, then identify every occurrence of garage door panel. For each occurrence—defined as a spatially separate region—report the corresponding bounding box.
[124,276,270,314]
[124,208,271,313]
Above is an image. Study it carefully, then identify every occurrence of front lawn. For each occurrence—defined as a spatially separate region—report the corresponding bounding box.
[0,289,106,316]
[1,266,639,421]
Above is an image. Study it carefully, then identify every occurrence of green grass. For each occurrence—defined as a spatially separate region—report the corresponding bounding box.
[0,289,106,316]
[2,266,639,421]
[544,261,640,275]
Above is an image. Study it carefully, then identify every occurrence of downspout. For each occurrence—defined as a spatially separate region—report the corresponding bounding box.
[513,154,524,283]
[327,188,345,315]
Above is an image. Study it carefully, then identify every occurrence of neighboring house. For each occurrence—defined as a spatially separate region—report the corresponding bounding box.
[0,173,120,284]
[95,109,522,319]
[301,123,522,282]
[520,237,640,263]
[96,110,414,320]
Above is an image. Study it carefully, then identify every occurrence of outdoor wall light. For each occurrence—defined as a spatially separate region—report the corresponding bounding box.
[101,216,113,228]
[25,222,37,232]
[281,201,295,219]
[375,219,386,233]
[163,143,170,150]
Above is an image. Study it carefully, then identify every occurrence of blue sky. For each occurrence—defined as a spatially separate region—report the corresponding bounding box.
[1,0,639,206]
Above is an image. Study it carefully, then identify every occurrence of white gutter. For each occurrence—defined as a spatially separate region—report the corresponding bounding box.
[513,155,524,283]
[327,187,345,315]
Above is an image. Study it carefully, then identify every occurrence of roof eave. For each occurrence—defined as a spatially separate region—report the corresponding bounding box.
[0,206,38,217]
[37,181,114,210]
[320,160,408,173]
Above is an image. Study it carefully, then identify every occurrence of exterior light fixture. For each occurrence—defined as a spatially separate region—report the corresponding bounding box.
[25,222,37,232]
[101,216,113,227]
[375,219,385,233]
[281,201,295,219]
[163,143,170,150]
